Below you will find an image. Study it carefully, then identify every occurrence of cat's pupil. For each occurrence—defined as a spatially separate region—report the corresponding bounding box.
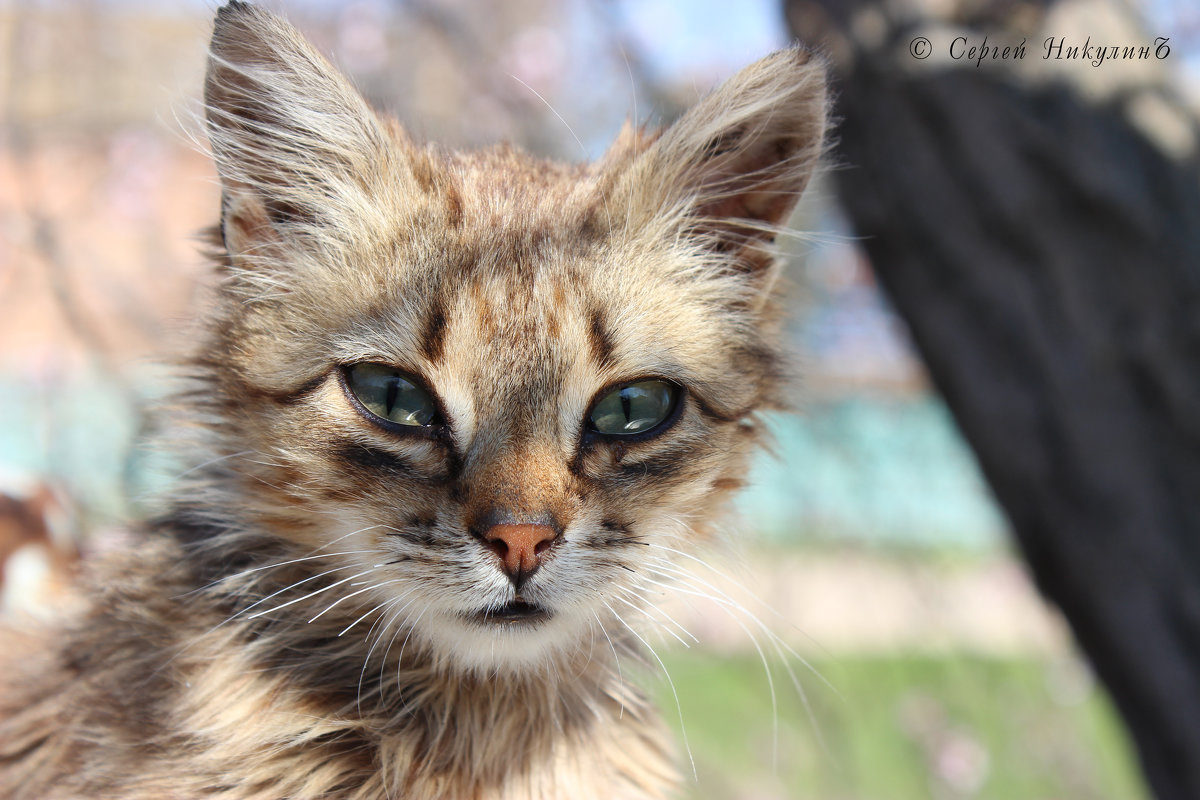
[385,378,399,417]
[590,380,678,436]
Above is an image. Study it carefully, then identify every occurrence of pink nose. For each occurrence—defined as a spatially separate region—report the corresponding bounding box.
[482,523,557,586]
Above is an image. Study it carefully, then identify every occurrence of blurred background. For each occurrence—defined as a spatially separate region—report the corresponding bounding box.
[3,0,1197,797]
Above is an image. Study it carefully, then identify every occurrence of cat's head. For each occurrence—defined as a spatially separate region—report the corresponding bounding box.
[195,1,826,674]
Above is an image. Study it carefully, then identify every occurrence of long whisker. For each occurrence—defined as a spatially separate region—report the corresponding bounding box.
[391,605,431,694]
[223,564,345,621]
[357,595,419,715]
[648,544,822,642]
[592,610,628,719]
[308,579,406,624]
[508,74,587,160]
[168,449,255,482]
[614,587,691,652]
[247,567,380,620]
[640,566,780,769]
[178,548,378,597]
[645,559,836,759]
[645,546,837,693]
[340,588,415,637]
[603,601,697,781]
[621,580,700,646]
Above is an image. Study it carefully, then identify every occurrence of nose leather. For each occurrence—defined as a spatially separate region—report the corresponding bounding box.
[481,523,558,587]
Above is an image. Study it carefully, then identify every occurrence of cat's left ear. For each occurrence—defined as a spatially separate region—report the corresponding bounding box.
[622,48,827,276]
[204,2,399,263]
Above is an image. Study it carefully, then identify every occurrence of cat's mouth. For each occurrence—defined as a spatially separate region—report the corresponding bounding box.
[474,600,552,626]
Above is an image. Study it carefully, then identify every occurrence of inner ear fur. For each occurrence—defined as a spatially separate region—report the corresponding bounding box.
[622,47,828,270]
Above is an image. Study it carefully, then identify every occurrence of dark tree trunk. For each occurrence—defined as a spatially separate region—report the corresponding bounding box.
[784,3,1200,798]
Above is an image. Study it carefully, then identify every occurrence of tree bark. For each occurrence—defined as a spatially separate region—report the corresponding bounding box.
[784,3,1200,797]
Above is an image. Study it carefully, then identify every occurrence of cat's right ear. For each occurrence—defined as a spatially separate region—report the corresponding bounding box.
[616,48,828,285]
[205,2,398,265]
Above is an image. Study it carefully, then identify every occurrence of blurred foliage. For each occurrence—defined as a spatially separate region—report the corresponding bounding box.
[656,651,1146,800]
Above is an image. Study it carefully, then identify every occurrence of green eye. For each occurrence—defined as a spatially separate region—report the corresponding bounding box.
[589,380,679,436]
[344,363,438,428]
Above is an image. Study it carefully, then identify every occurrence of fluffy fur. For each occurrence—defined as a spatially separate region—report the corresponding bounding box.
[0,3,827,798]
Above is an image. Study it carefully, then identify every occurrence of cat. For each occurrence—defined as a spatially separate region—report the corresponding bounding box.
[0,2,827,798]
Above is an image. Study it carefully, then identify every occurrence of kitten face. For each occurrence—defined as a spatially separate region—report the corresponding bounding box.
[199,3,825,674]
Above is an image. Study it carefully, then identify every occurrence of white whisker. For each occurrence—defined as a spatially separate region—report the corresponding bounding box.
[357,595,419,714]
[343,590,412,639]
[183,546,379,596]
[308,579,405,624]
[621,580,700,646]
[644,559,837,759]
[613,594,689,649]
[247,567,379,620]
[640,568,780,769]
[592,610,628,719]
[604,601,696,781]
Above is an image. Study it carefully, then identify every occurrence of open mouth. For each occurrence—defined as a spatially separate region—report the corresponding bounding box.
[475,600,552,625]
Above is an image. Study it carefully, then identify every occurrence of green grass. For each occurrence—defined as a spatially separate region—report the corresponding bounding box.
[649,650,1147,800]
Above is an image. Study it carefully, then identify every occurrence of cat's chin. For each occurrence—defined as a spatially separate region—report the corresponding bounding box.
[415,605,591,675]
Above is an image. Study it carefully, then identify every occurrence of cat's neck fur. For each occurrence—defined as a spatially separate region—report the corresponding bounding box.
[177,572,674,798]
[152,510,679,800]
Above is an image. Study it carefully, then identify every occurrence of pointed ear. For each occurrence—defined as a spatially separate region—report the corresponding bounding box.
[205,2,394,259]
[624,48,827,271]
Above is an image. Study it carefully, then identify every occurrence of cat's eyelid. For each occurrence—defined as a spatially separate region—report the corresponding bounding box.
[329,335,426,373]
[336,356,419,374]
[588,375,686,403]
